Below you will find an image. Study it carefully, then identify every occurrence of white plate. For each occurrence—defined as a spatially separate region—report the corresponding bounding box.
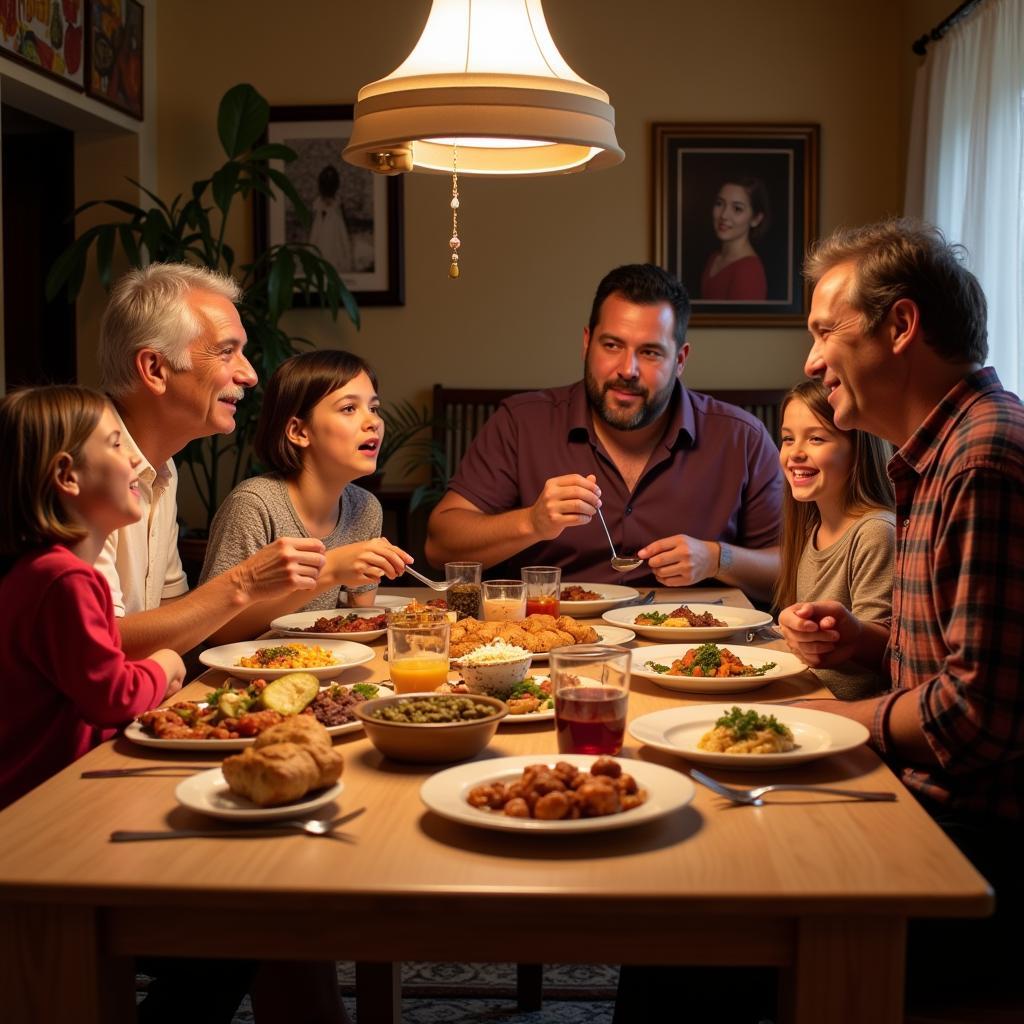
[526,624,636,663]
[124,683,394,750]
[498,676,554,725]
[558,583,640,616]
[603,603,773,641]
[420,754,695,833]
[270,607,390,642]
[629,702,870,769]
[176,768,344,821]
[633,643,805,693]
[199,639,376,680]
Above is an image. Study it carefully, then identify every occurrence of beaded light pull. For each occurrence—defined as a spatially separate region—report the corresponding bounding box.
[448,144,460,279]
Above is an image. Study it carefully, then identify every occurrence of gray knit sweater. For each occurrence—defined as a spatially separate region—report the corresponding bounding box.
[199,474,383,611]
[796,511,896,700]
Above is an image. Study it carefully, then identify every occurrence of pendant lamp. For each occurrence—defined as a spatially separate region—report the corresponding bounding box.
[343,0,623,277]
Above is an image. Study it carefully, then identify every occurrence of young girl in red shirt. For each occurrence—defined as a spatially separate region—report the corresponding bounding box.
[0,385,184,808]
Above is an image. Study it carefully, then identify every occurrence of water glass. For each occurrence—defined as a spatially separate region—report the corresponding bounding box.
[387,617,450,694]
[482,579,527,621]
[521,565,561,617]
[550,644,631,755]
[445,561,482,620]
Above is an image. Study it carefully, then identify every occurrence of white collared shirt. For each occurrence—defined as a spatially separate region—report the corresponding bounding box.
[94,410,189,616]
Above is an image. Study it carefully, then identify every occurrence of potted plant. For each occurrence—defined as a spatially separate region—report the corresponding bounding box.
[46,82,359,534]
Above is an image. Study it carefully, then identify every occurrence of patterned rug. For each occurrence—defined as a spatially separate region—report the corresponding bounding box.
[231,962,619,1023]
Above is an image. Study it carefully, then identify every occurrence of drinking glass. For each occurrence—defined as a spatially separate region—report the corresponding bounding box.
[521,565,561,617]
[387,616,450,694]
[550,644,631,755]
[482,579,527,621]
[445,561,483,620]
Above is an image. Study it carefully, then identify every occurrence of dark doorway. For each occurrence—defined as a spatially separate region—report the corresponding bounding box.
[2,104,76,387]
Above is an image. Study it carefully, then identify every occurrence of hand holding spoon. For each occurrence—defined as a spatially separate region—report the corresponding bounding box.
[594,505,644,573]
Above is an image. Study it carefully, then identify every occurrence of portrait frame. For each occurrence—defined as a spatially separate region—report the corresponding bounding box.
[652,123,819,327]
[253,104,405,307]
[85,0,144,119]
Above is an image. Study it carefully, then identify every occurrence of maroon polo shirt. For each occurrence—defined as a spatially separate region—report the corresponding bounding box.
[446,381,782,586]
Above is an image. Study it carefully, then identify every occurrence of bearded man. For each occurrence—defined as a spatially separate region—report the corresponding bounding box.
[425,263,781,596]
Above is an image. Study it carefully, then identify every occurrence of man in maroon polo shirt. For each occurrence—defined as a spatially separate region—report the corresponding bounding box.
[780,219,1024,1006]
[425,263,782,599]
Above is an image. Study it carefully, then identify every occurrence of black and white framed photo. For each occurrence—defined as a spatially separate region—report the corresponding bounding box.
[255,104,404,306]
[653,123,819,326]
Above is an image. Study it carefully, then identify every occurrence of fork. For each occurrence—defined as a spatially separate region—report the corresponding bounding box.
[110,807,366,842]
[690,769,896,807]
[83,765,213,778]
[746,625,784,642]
[403,565,449,591]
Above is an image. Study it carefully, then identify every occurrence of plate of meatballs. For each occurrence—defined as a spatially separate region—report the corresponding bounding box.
[420,754,695,833]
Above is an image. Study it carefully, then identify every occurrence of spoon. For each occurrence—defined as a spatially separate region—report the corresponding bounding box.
[403,565,449,591]
[109,818,355,842]
[594,505,644,573]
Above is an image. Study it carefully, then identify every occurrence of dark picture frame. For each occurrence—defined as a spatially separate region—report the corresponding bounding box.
[254,104,405,307]
[0,1,86,92]
[653,123,819,327]
[85,0,144,119]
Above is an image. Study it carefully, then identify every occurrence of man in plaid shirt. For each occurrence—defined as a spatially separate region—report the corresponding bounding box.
[780,218,1024,1006]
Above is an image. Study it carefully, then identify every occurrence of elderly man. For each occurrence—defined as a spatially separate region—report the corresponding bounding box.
[425,263,782,599]
[781,219,1024,1004]
[95,263,408,657]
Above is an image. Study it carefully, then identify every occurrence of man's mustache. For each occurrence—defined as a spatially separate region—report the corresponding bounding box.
[603,381,646,397]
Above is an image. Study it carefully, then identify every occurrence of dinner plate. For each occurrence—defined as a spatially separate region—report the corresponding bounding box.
[199,639,376,680]
[176,768,344,821]
[628,702,870,769]
[633,643,805,693]
[558,583,640,617]
[526,625,636,663]
[270,607,390,642]
[124,683,394,751]
[420,754,695,833]
[602,603,773,641]
[499,676,554,724]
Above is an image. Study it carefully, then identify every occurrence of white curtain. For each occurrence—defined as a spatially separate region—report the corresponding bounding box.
[905,0,1024,394]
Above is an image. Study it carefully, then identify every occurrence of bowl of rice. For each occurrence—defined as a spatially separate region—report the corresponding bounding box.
[452,639,532,698]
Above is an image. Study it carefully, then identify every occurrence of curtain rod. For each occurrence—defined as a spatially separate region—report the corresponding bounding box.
[912,0,987,54]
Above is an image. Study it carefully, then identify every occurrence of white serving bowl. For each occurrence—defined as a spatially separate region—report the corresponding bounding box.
[453,640,532,698]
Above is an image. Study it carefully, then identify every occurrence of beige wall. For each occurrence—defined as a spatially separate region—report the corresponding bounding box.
[147,0,936,520]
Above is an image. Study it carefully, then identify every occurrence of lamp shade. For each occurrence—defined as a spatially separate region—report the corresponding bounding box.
[343,0,623,176]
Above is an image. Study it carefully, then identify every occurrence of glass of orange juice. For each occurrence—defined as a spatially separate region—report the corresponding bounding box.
[522,566,561,617]
[388,616,450,694]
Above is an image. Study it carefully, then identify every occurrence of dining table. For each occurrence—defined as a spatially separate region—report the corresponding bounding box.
[0,585,992,1024]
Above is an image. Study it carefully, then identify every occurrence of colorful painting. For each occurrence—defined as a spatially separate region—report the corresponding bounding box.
[0,0,86,91]
[86,0,142,119]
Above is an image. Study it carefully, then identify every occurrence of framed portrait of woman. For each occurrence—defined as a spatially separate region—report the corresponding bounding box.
[652,123,819,327]
[253,104,404,306]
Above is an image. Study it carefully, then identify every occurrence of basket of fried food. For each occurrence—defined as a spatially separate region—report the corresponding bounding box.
[449,614,599,658]
[468,757,647,820]
[222,717,344,807]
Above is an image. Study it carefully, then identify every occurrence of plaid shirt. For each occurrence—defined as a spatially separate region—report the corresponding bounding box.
[871,368,1024,821]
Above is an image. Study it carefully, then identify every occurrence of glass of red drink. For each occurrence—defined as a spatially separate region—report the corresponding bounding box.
[550,644,631,755]
[521,565,561,617]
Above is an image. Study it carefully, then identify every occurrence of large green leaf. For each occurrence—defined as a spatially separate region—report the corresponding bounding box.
[211,161,241,216]
[218,83,269,158]
[247,143,297,163]
[267,249,296,323]
[265,166,311,229]
[96,226,116,289]
[45,226,104,301]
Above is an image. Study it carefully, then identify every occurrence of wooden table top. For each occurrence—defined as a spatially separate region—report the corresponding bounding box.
[0,587,992,927]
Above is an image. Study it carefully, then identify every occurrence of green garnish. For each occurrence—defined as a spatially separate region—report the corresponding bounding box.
[508,677,548,700]
[644,661,671,674]
[255,645,298,661]
[715,706,790,739]
[351,683,379,699]
[636,611,669,625]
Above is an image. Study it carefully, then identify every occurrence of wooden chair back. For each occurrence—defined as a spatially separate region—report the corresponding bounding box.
[431,385,787,476]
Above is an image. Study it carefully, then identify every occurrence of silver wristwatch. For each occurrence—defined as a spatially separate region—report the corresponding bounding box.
[717,541,733,575]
